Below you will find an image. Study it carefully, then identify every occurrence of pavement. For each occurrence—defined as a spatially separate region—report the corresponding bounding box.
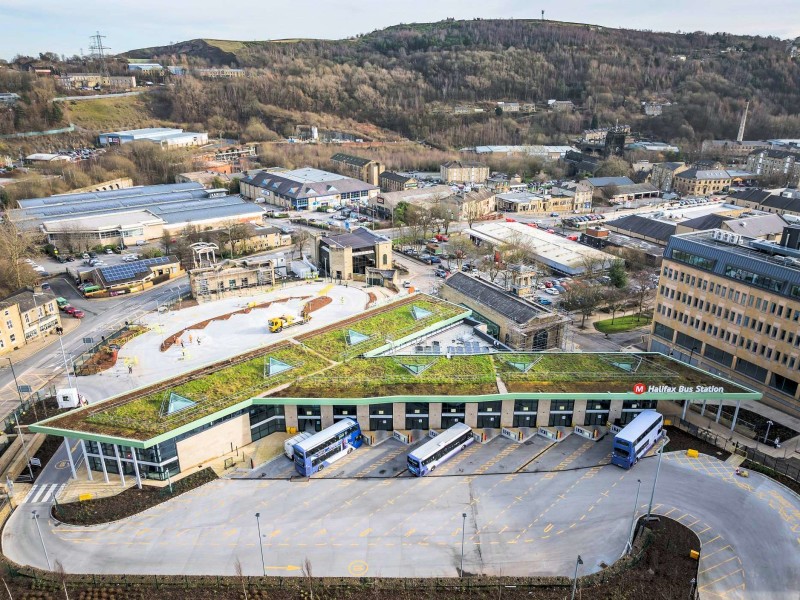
[73,282,372,404]
[0,274,191,418]
[3,448,798,599]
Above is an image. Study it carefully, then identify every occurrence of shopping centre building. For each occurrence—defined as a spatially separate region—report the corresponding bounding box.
[31,294,759,487]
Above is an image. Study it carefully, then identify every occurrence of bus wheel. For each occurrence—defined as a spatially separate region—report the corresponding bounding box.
[462,444,466,450]
[347,447,353,454]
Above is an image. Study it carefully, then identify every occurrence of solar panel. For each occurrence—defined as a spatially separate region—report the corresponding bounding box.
[99,256,172,283]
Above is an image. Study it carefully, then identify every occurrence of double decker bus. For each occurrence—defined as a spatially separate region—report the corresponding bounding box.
[293,418,363,476]
[611,410,664,469]
[407,422,474,476]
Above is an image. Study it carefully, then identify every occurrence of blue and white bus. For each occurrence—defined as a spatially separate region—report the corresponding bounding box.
[407,422,474,476]
[611,410,664,469]
[293,418,363,476]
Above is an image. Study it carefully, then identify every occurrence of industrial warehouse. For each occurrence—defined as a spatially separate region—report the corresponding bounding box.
[30,294,758,486]
[7,182,265,246]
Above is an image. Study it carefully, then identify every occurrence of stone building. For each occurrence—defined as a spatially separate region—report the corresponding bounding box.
[440,161,489,184]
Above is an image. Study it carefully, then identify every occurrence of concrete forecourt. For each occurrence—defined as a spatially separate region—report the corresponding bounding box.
[4,292,798,599]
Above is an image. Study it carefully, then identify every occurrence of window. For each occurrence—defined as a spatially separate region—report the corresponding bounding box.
[734,358,768,382]
[769,374,798,396]
[704,344,733,367]
[724,265,783,292]
[653,322,674,342]
[9,334,15,343]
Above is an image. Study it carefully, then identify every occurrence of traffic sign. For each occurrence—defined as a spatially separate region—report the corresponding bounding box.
[82,337,94,344]
[29,458,41,468]
[17,385,32,394]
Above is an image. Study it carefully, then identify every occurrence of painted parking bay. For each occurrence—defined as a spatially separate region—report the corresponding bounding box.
[3,453,798,598]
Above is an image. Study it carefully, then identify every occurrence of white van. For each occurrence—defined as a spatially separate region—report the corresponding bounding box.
[284,431,313,460]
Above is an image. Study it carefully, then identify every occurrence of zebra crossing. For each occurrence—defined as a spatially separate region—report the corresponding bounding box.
[23,483,65,504]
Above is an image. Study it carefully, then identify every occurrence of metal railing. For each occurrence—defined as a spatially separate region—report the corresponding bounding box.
[675,419,799,484]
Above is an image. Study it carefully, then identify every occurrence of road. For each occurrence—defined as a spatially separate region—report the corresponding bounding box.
[0,274,190,418]
[3,450,798,599]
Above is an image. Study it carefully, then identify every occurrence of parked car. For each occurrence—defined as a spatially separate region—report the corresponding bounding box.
[544,281,554,288]
[549,212,559,217]
[105,248,113,254]
[545,288,560,295]
[88,252,97,258]
[402,281,412,288]
[538,297,553,305]
[82,253,90,259]
[63,305,77,315]
[72,309,85,319]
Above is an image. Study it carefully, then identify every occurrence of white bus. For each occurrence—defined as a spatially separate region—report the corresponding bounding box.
[407,422,474,476]
[293,418,363,476]
[611,410,664,469]
[284,431,313,460]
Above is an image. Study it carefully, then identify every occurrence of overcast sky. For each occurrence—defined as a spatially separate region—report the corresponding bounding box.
[2,0,799,60]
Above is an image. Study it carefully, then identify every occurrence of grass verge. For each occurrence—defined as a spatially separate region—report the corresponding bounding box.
[594,313,652,334]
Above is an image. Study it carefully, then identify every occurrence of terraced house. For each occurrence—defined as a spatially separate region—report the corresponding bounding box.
[31,294,756,487]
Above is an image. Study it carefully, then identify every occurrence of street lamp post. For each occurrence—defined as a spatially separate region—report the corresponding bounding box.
[32,511,52,570]
[56,329,74,389]
[5,357,25,408]
[165,467,173,493]
[647,439,667,520]
[689,345,698,365]
[255,512,265,576]
[570,555,583,600]
[625,479,642,555]
[764,420,774,445]
[15,413,35,482]
[460,512,467,577]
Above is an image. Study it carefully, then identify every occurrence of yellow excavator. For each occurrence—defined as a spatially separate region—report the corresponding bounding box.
[268,313,310,333]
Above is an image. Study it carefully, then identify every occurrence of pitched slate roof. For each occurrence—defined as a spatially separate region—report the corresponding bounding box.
[244,169,376,200]
[760,194,800,214]
[443,272,546,324]
[728,188,772,204]
[330,153,373,167]
[379,171,415,184]
[604,214,676,243]
[675,168,731,180]
[679,213,732,231]
[585,176,635,187]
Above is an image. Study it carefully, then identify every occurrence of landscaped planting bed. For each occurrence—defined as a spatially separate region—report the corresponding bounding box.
[81,345,330,438]
[301,298,464,360]
[275,354,498,398]
[496,353,736,394]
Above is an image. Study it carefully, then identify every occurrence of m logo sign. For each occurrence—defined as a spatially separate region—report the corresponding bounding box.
[633,383,646,395]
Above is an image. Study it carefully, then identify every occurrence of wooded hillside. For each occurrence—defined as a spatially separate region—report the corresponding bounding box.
[125,19,800,150]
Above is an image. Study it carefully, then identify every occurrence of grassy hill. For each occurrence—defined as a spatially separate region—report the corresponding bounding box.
[63,94,169,131]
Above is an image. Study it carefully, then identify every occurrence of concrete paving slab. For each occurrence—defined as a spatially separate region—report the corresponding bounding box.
[74,283,370,403]
[5,453,798,599]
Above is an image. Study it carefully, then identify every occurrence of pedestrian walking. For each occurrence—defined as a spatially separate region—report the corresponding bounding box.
[197,336,201,345]
[128,365,133,375]
[188,333,193,343]
[180,339,185,348]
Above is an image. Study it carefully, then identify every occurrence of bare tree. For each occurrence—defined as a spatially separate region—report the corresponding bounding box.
[54,560,69,600]
[603,287,626,324]
[302,557,314,600]
[0,221,40,293]
[561,282,603,328]
[234,556,248,600]
[291,229,311,259]
[631,270,655,320]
